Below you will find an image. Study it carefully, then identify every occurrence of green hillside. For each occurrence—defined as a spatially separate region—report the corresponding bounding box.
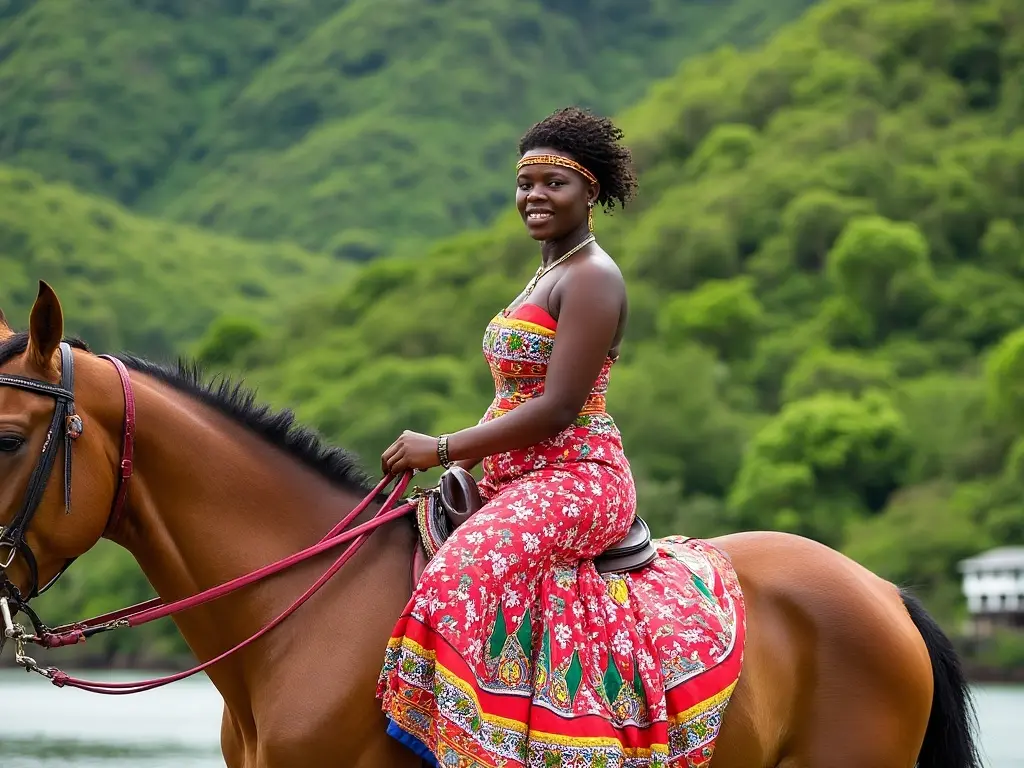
[16,0,1024,670]
[231,0,1024,635]
[0,0,345,204]
[0,0,816,255]
[0,165,348,358]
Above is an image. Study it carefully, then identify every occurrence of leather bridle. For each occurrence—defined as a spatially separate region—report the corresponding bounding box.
[0,339,415,693]
[0,342,135,623]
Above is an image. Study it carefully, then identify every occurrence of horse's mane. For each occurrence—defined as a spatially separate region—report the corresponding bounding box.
[0,332,90,363]
[0,332,375,496]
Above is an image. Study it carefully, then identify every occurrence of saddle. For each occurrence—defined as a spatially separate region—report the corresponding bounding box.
[413,466,657,574]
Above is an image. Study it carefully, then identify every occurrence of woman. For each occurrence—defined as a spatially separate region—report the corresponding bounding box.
[375,108,739,767]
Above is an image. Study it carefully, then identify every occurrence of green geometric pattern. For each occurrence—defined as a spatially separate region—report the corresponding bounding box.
[692,573,715,603]
[515,607,533,657]
[488,605,508,660]
[566,651,584,702]
[603,654,624,705]
[488,605,533,661]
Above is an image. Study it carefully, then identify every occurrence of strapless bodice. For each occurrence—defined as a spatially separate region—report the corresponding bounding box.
[479,303,616,434]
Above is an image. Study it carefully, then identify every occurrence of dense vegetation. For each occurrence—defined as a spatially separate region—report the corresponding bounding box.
[7,0,1024,672]
[0,0,815,255]
[0,165,350,358]
[234,0,1024,646]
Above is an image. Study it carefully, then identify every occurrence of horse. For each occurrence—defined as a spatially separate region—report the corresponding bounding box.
[0,282,981,768]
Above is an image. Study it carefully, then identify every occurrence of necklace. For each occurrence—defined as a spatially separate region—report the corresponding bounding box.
[517,233,596,305]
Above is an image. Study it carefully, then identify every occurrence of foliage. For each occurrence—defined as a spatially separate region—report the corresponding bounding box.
[729,390,912,546]
[235,0,1024,636]
[986,327,1024,430]
[976,628,1024,668]
[658,277,765,360]
[18,0,1024,665]
[0,0,817,253]
[0,165,349,357]
[826,215,937,340]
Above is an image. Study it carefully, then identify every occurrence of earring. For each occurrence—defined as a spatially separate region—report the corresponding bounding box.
[587,201,595,232]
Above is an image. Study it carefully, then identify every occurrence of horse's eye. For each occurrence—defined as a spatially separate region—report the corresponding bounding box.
[0,435,25,453]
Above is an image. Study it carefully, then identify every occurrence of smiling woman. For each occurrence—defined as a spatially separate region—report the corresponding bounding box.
[516,106,637,239]
[379,106,639,476]
[373,108,750,767]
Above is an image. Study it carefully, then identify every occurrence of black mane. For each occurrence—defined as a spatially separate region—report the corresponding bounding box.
[0,332,90,365]
[0,332,374,495]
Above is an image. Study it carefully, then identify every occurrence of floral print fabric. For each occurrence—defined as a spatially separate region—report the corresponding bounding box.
[377,304,746,767]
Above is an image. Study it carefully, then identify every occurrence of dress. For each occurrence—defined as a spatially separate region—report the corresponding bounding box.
[377,302,746,768]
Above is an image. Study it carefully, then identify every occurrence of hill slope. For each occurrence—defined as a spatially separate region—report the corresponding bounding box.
[0,0,345,204]
[0,0,817,254]
[20,0,1024,666]
[0,165,348,358]
[235,0,1024,629]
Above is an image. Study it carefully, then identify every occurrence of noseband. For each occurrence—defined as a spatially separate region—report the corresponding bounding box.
[0,342,135,614]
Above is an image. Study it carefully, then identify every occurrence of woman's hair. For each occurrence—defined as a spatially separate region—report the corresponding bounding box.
[518,106,638,212]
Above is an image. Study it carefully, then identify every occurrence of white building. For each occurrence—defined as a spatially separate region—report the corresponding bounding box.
[958,547,1024,631]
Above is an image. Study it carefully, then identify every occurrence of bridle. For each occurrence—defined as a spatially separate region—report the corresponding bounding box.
[0,339,414,693]
[0,342,135,622]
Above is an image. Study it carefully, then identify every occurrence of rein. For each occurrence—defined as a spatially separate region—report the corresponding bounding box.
[0,342,415,693]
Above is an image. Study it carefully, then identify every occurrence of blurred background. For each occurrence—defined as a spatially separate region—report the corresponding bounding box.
[0,0,1022,765]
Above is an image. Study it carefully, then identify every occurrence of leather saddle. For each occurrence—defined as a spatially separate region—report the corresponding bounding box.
[415,466,656,574]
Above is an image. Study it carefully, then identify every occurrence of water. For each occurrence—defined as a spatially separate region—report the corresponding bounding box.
[976,685,1024,768]
[0,671,224,768]
[0,671,1021,766]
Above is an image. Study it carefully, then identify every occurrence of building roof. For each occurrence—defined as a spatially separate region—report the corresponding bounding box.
[958,546,1024,572]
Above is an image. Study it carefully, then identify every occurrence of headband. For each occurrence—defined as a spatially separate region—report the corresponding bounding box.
[516,154,598,187]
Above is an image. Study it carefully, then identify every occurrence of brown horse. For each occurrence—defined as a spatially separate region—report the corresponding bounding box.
[0,283,981,768]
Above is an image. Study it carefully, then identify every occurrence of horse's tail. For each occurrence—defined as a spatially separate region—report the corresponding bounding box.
[900,588,983,768]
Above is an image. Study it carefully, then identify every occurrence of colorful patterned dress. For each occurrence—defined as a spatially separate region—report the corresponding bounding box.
[377,302,746,768]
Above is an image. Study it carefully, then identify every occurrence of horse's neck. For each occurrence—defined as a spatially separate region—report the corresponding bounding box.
[115,376,408,703]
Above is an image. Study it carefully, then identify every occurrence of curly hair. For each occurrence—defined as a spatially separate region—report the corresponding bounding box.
[518,106,638,212]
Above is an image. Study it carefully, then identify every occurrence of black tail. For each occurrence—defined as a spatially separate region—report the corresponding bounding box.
[900,588,983,768]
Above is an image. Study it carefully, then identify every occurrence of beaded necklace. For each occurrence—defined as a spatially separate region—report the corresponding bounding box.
[504,233,595,316]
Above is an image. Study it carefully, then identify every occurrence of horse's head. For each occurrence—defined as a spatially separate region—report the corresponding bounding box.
[0,282,131,624]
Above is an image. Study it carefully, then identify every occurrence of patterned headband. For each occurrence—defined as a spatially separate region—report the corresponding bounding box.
[516,154,598,187]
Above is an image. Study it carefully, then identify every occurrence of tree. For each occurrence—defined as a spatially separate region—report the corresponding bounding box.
[985,327,1024,431]
[728,390,912,544]
[826,215,936,338]
[782,190,874,271]
[659,277,765,359]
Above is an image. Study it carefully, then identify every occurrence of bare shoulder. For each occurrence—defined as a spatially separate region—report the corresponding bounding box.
[565,247,625,297]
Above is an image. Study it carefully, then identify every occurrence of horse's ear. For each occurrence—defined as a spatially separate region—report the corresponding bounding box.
[26,281,64,373]
[0,307,10,339]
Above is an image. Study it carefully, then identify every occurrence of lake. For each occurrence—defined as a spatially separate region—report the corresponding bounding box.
[0,671,1021,766]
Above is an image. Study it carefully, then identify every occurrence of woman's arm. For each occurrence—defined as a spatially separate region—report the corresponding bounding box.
[444,261,623,461]
[380,258,624,476]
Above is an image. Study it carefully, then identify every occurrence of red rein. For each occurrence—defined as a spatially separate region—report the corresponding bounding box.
[35,472,414,694]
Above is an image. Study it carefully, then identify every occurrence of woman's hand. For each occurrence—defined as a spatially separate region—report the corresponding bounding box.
[381,430,441,476]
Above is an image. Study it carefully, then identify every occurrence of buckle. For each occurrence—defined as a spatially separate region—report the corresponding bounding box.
[0,539,17,570]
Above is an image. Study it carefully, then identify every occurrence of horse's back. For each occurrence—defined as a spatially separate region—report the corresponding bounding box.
[707,530,934,768]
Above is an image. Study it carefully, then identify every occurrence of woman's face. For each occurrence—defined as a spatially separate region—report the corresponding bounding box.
[516,148,596,241]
